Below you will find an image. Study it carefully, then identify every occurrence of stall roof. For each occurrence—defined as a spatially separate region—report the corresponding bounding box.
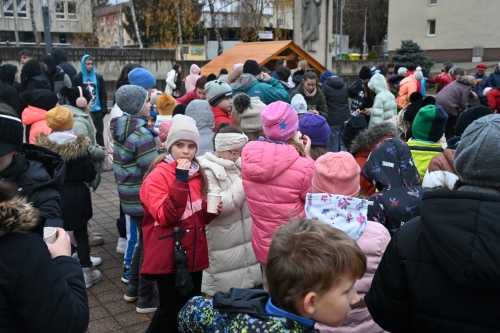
[200,40,327,75]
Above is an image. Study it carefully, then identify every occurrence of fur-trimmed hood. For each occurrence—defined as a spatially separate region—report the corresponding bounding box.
[0,197,39,238]
[35,133,91,162]
[350,122,398,155]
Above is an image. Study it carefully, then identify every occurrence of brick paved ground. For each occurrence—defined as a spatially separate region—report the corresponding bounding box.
[86,170,153,333]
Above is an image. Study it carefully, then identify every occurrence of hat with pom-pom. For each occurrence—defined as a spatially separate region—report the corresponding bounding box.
[413,67,423,81]
[156,93,177,116]
[233,93,265,133]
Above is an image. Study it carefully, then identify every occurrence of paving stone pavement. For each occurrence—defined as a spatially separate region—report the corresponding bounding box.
[86,170,153,333]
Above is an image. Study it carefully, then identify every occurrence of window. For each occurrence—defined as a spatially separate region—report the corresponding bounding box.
[107,29,111,36]
[114,41,118,46]
[428,20,436,36]
[127,40,131,45]
[102,42,106,47]
[430,0,437,4]
[100,17,104,25]
[113,29,117,35]
[113,15,117,22]
[107,17,110,24]
[108,42,111,47]
[3,0,28,18]
[68,2,77,20]
[181,46,189,55]
[56,1,65,20]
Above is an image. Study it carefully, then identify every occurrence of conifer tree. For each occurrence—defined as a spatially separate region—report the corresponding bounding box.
[392,40,435,76]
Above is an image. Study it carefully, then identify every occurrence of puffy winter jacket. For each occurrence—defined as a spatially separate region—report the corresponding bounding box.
[185,100,215,156]
[361,138,425,235]
[407,139,444,183]
[366,189,500,333]
[165,69,177,95]
[65,105,105,161]
[242,139,314,264]
[470,71,491,105]
[368,74,397,128]
[305,194,390,333]
[489,66,500,88]
[0,144,65,235]
[0,64,22,116]
[21,105,52,144]
[232,73,290,104]
[290,83,327,118]
[487,87,500,112]
[0,197,89,333]
[110,114,157,216]
[140,156,217,277]
[176,89,198,105]
[211,106,233,133]
[51,48,77,79]
[198,153,262,296]
[435,76,470,116]
[322,76,350,126]
[184,64,201,92]
[422,148,457,189]
[350,122,398,196]
[396,75,419,108]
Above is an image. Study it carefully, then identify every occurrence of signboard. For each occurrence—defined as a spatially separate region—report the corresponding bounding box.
[258,31,273,40]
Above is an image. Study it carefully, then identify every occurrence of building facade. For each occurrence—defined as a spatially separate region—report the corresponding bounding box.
[388,0,500,62]
[0,0,92,45]
[95,2,136,48]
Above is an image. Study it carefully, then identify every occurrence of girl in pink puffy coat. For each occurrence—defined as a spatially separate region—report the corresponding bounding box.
[305,152,390,333]
[241,101,314,266]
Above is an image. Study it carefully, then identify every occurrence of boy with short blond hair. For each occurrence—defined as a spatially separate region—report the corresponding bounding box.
[178,219,366,332]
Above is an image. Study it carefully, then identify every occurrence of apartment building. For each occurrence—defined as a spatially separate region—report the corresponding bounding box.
[95,2,136,48]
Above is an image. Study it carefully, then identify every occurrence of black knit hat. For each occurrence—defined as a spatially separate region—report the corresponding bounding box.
[243,60,262,76]
[172,104,187,116]
[0,114,23,156]
[454,105,493,136]
[59,86,91,108]
[359,66,372,80]
[19,89,58,111]
[343,115,368,152]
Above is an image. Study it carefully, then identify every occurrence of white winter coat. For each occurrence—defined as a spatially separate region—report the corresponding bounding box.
[165,69,178,95]
[368,74,398,128]
[198,153,263,296]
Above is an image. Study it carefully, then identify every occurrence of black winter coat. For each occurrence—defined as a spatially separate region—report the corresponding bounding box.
[0,197,89,333]
[361,138,424,234]
[366,189,500,333]
[322,76,350,126]
[72,72,107,113]
[36,134,96,231]
[0,144,65,236]
[22,75,52,93]
[51,48,77,79]
[0,64,22,116]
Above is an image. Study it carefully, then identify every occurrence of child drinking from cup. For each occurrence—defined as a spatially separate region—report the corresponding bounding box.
[140,114,222,332]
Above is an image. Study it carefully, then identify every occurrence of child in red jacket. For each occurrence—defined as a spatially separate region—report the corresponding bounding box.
[140,114,222,333]
[205,80,233,131]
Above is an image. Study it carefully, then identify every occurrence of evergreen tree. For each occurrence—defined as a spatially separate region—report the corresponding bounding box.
[392,40,435,76]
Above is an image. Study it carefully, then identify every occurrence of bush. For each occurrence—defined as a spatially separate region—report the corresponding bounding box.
[392,40,435,76]
[367,50,379,60]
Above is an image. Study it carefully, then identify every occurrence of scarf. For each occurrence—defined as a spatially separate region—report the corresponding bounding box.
[81,55,100,112]
[164,154,199,178]
[303,85,317,98]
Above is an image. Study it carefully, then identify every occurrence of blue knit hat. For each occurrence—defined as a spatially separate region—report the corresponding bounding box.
[320,70,335,84]
[128,68,156,89]
[299,113,330,146]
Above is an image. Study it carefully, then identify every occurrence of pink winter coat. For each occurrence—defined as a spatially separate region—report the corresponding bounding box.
[241,140,314,264]
[316,222,390,333]
[396,75,419,108]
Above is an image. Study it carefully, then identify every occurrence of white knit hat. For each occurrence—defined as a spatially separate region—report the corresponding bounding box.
[291,94,307,114]
[165,114,200,152]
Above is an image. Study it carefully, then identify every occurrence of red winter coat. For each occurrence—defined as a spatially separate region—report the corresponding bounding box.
[211,106,233,132]
[487,88,500,112]
[176,89,198,105]
[140,158,216,277]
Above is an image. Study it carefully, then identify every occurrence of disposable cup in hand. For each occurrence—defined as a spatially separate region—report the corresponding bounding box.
[207,194,222,214]
[43,227,57,244]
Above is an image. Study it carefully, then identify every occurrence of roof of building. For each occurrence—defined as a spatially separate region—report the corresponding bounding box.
[200,40,327,76]
[95,2,131,17]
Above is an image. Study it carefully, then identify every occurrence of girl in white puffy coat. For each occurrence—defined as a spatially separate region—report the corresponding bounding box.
[197,123,263,296]
[367,73,398,128]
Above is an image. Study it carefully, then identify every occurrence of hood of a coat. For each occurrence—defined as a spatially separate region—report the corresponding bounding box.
[199,152,241,181]
[21,105,48,125]
[22,59,41,79]
[0,143,65,198]
[41,55,57,73]
[0,197,39,238]
[455,75,470,86]
[64,104,89,120]
[361,138,420,190]
[323,76,345,90]
[213,288,268,314]
[350,122,398,156]
[35,133,90,162]
[368,73,389,94]
[51,48,68,64]
[185,100,215,132]
[420,190,500,293]
[242,140,303,183]
[110,114,148,143]
[80,54,95,75]
[232,73,257,90]
[190,64,200,75]
[0,64,17,85]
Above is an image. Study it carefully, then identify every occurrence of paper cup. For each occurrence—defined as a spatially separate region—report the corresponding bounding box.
[207,194,222,214]
[43,227,57,244]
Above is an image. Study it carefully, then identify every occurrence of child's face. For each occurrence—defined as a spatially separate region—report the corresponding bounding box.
[147,116,156,129]
[306,275,360,327]
[171,140,197,161]
[217,146,243,163]
[139,101,152,118]
[216,96,232,113]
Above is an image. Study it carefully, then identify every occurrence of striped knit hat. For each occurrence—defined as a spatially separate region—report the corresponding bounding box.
[411,105,448,142]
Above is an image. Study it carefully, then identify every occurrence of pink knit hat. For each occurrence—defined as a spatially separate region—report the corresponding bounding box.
[260,101,298,141]
[312,152,361,196]
[158,121,172,143]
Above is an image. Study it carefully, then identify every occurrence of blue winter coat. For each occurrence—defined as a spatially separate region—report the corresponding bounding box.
[471,71,492,106]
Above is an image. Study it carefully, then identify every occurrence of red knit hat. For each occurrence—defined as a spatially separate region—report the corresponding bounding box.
[312,152,361,196]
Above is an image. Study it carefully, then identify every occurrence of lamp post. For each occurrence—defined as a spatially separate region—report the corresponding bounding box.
[362,1,367,56]
[12,0,20,45]
[42,0,51,53]
[339,0,344,58]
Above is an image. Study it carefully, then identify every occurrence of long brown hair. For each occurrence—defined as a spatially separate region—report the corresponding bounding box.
[309,146,328,161]
[286,137,306,157]
[144,152,209,198]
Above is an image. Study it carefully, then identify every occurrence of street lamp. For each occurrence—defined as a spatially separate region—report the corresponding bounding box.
[362,0,367,56]
[42,0,51,53]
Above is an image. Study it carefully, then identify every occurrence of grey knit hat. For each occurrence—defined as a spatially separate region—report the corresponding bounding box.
[204,80,232,107]
[454,114,500,187]
[233,93,265,133]
[115,85,149,116]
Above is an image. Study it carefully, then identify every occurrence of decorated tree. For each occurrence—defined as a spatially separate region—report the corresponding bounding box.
[392,40,435,76]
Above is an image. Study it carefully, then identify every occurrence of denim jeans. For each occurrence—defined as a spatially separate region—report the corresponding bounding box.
[129,215,153,298]
[328,124,345,152]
